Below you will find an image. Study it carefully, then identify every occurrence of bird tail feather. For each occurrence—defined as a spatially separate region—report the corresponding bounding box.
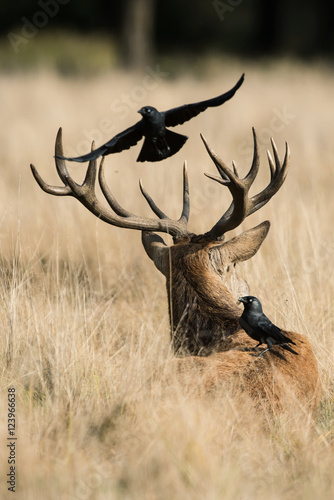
[281,333,297,346]
[281,343,298,355]
[55,145,108,163]
[137,130,188,162]
[164,129,188,156]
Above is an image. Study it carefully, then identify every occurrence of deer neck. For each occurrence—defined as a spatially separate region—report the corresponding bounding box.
[165,245,242,356]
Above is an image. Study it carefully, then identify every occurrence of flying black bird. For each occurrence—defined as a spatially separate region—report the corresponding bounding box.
[57,73,244,164]
[238,296,298,358]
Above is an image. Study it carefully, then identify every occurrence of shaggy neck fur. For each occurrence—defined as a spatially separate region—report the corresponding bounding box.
[166,243,243,356]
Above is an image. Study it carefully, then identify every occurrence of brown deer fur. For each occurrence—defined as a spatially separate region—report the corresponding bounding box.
[142,222,271,355]
[142,225,320,411]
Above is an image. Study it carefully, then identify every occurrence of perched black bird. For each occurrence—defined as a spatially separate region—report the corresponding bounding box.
[238,296,298,357]
[57,74,244,164]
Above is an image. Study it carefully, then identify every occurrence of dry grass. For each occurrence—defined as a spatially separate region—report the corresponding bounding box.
[0,59,334,499]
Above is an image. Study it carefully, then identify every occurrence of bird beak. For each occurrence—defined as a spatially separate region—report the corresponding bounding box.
[138,108,143,115]
[238,297,246,304]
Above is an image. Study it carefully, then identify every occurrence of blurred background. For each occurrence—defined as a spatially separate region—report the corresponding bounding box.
[1,0,334,74]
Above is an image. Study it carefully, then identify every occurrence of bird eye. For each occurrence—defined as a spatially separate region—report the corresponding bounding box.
[146,108,151,113]
[249,299,252,302]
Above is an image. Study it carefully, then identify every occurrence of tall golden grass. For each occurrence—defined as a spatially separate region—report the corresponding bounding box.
[0,60,333,499]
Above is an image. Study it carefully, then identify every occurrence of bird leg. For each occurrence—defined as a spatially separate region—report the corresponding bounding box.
[253,341,262,349]
[250,346,271,358]
[250,341,263,353]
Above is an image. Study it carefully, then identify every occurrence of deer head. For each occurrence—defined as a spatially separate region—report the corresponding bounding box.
[31,128,289,356]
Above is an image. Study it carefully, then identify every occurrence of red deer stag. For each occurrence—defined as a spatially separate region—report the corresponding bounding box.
[31,128,320,411]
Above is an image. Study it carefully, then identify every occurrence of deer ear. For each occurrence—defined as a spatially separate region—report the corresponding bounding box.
[224,221,270,263]
[142,231,169,276]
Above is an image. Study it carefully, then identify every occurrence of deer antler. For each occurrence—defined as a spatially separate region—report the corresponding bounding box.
[30,128,190,240]
[31,127,289,244]
[201,127,289,239]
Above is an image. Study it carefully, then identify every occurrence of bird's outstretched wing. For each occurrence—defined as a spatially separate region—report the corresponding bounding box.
[258,317,296,345]
[163,74,245,128]
[56,123,143,163]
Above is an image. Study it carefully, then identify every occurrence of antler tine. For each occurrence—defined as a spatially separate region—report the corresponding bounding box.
[139,162,190,230]
[179,161,190,224]
[30,163,73,196]
[82,141,98,189]
[204,172,230,186]
[64,142,100,200]
[30,128,73,196]
[54,127,73,186]
[244,127,260,187]
[250,140,289,212]
[31,128,191,238]
[53,127,98,197]
[283,141,290,169]
[200,134,235,183]
[270,137,282,173]
[203,129,290,239]
[139,179,168,219]
[267,150,275,180]
[232,161,239,178]
[99,157,134,217]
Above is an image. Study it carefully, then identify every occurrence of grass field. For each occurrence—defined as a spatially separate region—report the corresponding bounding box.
[0,58,334,499]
